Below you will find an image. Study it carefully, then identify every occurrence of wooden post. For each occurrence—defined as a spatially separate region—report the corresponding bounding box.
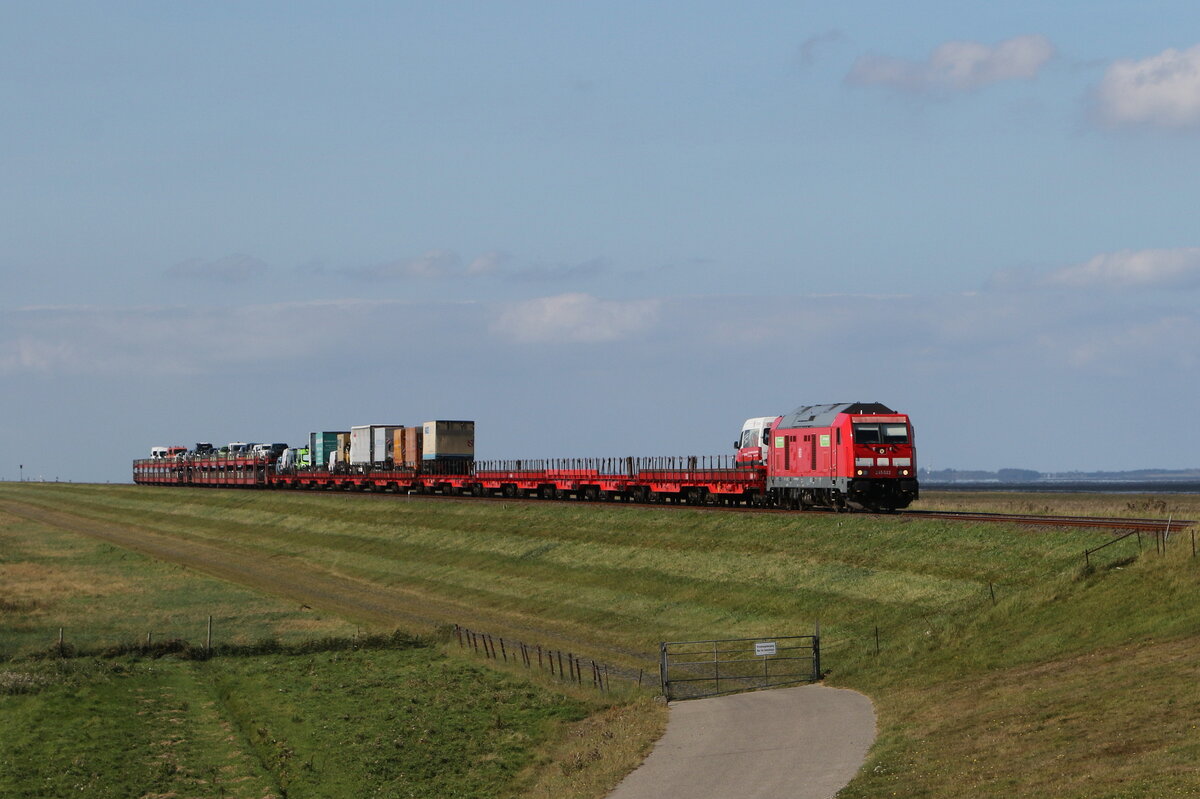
[58,627,64,657]
[147,632,152,647]
[557,650,564,679]
[499,638,507,662]
[989,582,996,606]
[874,626,880,656]
[207,615,213,653]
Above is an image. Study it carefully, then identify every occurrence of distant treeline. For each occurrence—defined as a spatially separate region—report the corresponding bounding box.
[921,468,1200,484]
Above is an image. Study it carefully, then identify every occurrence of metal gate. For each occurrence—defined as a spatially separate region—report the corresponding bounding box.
[659,629,821,701]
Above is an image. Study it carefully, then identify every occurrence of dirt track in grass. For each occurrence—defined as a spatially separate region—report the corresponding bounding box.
[0,498,603,656]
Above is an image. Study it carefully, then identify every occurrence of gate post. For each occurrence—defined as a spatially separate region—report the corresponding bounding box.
[659,642,670,700]
[811,621,822,682]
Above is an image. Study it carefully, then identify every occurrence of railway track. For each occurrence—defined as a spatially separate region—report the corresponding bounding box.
[248,482,1194,533]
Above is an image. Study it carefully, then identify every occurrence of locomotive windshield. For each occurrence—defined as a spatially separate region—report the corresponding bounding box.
[853,423,909,444]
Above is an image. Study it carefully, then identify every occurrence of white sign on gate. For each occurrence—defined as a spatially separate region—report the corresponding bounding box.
[754,641,777,657]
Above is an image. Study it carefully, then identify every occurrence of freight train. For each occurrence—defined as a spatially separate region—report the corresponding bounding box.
[133,403,919,511]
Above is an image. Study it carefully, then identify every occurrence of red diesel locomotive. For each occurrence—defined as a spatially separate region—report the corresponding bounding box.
[738,402,918,511]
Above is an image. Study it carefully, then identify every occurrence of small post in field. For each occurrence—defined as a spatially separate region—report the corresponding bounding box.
[58,627,64,657]
[989,582,996,606]
[207,615,213,653]
[874,626,880,656]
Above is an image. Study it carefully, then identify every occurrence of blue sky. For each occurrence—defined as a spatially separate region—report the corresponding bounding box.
[3,2,1199,481]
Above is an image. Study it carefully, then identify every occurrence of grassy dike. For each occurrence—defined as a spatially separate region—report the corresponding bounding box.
[3,482,1199,797]
[0,492,662,799]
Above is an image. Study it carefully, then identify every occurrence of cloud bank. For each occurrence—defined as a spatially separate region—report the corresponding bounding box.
[1096,44,1200,128]
[848,34,1054,92]
[1045,247,1200,289]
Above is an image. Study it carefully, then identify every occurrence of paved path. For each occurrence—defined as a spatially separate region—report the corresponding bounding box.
[608,684,875,799]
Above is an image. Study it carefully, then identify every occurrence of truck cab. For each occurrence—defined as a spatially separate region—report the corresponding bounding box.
[735,416,780,466]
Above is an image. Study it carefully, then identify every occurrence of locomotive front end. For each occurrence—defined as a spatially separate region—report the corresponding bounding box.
[845,413,919,510]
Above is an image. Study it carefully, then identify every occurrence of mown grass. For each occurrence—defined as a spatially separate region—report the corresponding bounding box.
[0,645,610,799]
[3,482,1199,797]
[0,502,358,657]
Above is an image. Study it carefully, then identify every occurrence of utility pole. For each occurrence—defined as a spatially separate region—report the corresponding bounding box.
[19,464,23,482]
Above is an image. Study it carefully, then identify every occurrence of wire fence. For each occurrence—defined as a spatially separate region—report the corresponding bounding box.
[453,625,637,693]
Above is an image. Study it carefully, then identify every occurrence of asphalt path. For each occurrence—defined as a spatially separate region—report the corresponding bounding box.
[607,684,876,799]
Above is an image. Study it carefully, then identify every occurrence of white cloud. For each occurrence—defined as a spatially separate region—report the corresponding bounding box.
[166,254,267,282]
[1045,248,1200,289]
[491,293,660,343]
[848,34,1054,92]
[1096,45,1200,128]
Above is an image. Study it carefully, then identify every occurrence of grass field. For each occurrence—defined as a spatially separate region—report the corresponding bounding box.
[0,492,664,799]
[3,482,1199,797]
[0,644,628,799]
[918,488,1200,520]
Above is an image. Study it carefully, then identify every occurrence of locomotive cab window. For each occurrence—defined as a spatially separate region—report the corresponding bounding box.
[853,423,910,444]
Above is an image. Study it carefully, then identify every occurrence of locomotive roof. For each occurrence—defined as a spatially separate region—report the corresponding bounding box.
[777,402,898,429]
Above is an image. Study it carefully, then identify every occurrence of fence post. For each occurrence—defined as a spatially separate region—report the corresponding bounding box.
[207,615,213,654]
[58,627,64,657]
[812,622,821,682]
[659,642,670,700]
[874,626,880,656]
[989,582,996,606]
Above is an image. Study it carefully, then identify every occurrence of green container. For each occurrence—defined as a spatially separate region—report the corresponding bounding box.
[309,431,347,471]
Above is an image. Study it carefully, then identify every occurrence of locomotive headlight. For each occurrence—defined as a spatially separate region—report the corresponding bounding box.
[856,469,864,476]
[901,469,910,476]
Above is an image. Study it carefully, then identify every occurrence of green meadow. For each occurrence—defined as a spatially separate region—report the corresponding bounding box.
[2,482,1198,797]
